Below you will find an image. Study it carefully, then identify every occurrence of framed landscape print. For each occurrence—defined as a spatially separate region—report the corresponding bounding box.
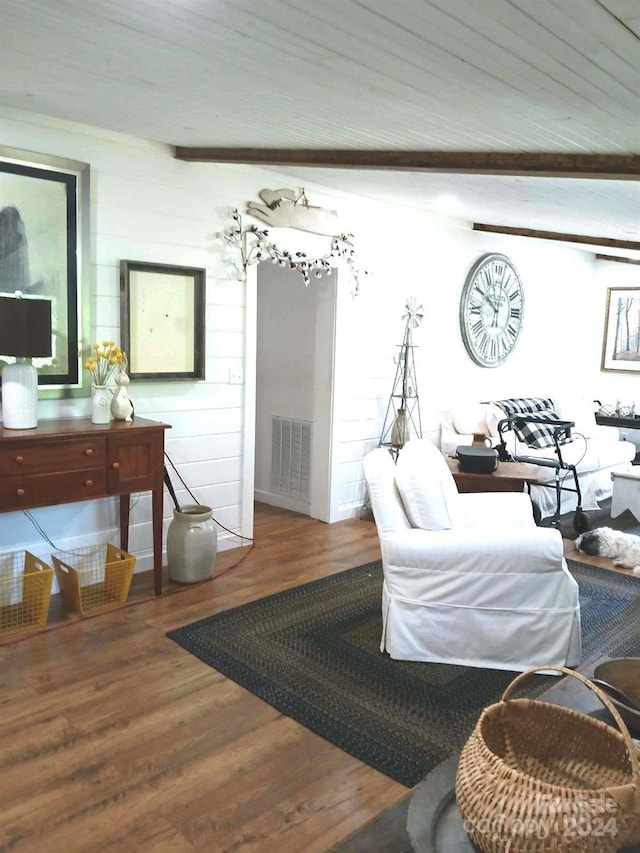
[120,260,206,381]
[601,287,640,374]
[0,149,90,394]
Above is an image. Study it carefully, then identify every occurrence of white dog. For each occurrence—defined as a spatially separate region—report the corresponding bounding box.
[575,527,640,574]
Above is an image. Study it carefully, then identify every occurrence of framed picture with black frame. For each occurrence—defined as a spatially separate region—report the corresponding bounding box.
[0,150,90,395]
[120,260,206,380]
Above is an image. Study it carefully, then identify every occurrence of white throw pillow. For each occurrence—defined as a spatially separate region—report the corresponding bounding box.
[553,397,597,439]
[485,403,510,438]
[395,439,461,530]
[452,403,490,436]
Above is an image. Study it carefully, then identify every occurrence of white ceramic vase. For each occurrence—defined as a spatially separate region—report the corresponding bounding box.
[91,385,111,424]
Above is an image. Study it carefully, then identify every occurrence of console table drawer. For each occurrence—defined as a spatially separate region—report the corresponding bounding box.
[0,468,107,510]
[0,439,106,476]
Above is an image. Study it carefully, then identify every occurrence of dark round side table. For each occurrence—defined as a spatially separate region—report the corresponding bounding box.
[406,756,475,852]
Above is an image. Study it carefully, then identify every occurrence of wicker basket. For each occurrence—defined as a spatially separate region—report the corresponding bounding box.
[0,551,53,638]
[52,543,135,616]
[455,666,640,853]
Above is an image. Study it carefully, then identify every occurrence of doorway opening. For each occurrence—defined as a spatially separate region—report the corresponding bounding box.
[253,263,337,521]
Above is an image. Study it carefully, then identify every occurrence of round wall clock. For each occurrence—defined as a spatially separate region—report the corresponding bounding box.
[459,253,524,367]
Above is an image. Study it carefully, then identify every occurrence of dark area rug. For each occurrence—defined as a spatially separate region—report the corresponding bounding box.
[167,560,640,788]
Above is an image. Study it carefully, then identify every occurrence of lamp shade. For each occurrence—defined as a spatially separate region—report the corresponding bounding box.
[0,296,52,430]
[0,296,52,358]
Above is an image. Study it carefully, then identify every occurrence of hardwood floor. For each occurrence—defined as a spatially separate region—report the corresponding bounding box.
[0,504,633,852]
[0,504,404,853]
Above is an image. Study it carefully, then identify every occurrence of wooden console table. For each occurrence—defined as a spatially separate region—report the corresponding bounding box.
[447,456,538,493]
[0,417,170,595]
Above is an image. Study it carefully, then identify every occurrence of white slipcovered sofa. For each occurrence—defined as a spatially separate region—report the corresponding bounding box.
[440,396,635,520]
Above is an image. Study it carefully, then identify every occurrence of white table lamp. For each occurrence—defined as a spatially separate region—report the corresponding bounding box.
[0,295,52,429]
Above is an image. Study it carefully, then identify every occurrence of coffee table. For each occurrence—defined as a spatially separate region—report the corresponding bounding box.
[446,457,538,493]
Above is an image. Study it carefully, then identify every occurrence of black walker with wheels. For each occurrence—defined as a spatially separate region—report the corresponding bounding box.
[495,414,591,535]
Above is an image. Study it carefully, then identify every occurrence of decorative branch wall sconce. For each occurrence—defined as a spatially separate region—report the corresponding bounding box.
[221,191,367,295]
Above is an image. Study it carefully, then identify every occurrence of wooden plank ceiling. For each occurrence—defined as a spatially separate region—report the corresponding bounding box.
[1,0,639,252]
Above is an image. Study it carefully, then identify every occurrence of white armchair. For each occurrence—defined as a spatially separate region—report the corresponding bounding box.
[363,439,582,671]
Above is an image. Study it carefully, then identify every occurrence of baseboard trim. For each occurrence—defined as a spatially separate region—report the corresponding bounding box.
[330,502,368,523]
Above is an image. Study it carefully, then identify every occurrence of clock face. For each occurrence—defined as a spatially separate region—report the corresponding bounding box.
[459,253,524,367]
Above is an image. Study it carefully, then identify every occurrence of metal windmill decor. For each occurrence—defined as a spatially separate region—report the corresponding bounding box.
[379,298,424,454]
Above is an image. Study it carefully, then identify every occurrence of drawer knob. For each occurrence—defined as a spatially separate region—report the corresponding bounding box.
[84,448,94,457]
[16,488,25,497]
[15,455,24,464]
[111,462,120,470]
[85,479,94,487]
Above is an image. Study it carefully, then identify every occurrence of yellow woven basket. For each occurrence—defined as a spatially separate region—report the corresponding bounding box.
[455,666,640,853]
[52,543,135,616]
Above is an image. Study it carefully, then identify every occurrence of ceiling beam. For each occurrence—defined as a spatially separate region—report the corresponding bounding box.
[596,254,640,265]
[473,224,640,251]
[173,148,640,177]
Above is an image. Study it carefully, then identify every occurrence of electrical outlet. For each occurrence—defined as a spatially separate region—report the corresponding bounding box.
[228,367,243,385]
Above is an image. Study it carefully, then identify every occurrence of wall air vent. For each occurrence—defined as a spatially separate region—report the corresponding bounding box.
[270,417,311,499]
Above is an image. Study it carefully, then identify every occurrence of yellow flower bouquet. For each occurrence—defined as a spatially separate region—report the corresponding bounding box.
[84,341,125,386]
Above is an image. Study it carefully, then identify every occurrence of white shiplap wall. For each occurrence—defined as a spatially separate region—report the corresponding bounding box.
[244,179,619,522]
[0,107,285,571]
[0,106,633,569]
